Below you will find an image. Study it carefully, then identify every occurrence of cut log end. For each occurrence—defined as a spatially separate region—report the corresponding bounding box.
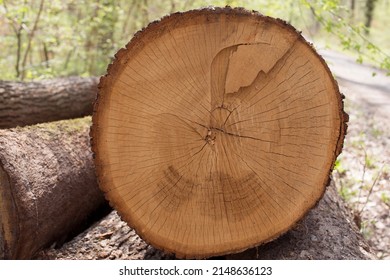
[92,7,347,259]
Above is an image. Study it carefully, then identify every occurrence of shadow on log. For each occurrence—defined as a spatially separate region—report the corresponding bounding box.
[35,180,375,260]
[0,77,98,129]
[0,117,109,259]
[225,180,375,260]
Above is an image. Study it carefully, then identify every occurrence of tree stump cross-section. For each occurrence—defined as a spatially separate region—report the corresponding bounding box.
[92,7,348,259]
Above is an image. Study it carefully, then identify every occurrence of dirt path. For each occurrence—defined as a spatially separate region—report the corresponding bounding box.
[321,49,390,118]
[321,49,390,259]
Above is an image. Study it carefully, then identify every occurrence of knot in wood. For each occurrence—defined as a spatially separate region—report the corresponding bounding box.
[205,129,216,145]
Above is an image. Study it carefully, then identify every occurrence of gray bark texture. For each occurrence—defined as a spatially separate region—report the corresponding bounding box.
[0,77,98,129]
[226,180,375,260]
[0,117,108,259]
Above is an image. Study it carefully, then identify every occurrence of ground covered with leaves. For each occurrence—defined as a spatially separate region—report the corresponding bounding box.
[318,49,390,260]
[333,86,390,259]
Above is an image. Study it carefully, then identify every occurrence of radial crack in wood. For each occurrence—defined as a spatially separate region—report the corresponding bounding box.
[92,7,347,259]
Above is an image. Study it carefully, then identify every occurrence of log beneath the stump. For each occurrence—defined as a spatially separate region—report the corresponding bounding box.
[35,180,375,260]
[0,77,98,129]
[225,180,375,260]
[0,117,108,259]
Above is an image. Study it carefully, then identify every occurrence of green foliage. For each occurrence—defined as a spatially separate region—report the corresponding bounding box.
[364,153,377,169]
[380,192,389,205]
[1,0,390,80]
[301,0,390,75]
[338,181,358,202]
[334,158,347,175]
[360,219,376,239]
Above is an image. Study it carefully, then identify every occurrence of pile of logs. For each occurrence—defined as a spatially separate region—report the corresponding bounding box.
[0,8,376,260]
[0,75,373,260]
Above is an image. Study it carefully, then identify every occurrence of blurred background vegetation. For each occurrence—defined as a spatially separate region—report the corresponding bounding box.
[0,0,389,81]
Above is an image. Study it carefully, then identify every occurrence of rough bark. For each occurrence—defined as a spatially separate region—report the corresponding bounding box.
[35,180,375,260]
[92,7,348,258]
[225,180,375,260]
[0,117,108,259]
[0,77,98,129]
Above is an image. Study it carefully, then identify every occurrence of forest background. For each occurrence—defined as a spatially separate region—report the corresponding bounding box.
[0,0,389,81]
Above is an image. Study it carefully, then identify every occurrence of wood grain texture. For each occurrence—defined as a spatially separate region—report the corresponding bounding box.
[92,7,348,259]
[0,77,98,129]
[0,117,108,259]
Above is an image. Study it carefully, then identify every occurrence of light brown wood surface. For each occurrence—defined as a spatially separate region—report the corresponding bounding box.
[92,7,347,258]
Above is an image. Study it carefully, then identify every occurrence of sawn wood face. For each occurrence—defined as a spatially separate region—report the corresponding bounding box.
[92,7,347,259]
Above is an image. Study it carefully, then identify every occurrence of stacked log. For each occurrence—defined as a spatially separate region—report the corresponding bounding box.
[0,117,108,259]
[0,77,98,129]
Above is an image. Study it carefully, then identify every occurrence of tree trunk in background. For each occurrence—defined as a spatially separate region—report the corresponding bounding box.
[0,117,109,259]
[350,0,356,22]
[0,77,98,129]
[364,0,377,34]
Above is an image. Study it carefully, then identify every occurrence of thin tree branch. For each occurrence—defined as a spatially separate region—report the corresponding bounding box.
[2,0,27,78]
[2,0,18,34]
[121,0,136,38]
[20,0,45,80]
[302,0,390,73]
[358,165,384,216]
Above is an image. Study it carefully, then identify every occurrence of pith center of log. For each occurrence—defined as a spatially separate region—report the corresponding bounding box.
[205,105,236,146]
